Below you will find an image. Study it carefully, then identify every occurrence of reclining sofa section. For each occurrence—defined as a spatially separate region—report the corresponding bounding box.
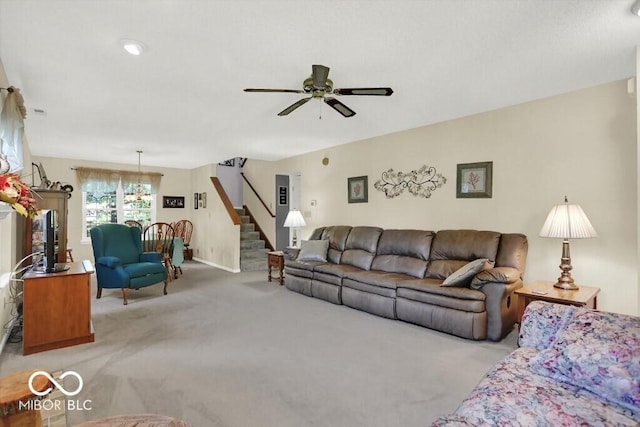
[284,226,528,341]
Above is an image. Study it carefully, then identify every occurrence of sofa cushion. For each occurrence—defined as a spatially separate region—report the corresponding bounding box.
[529,308,640,414]
[376,229,434,260]
[432,347,639,427]
[297,239,329,262]
[321,226,352,264]
[123,262,166,278]
[441,258,493,287]
[340,226,383,270]
[426,230,500,279]
[398,278,487,301]
[495,233,528,271]
[313,271,342,286]
[342,278,397,298]
[518,301,576,350]
[397,279,486,313]
[284,258,324,272]
[314,263,363,278]
[284,265,314,279]
[369,229,433,278]
[344,269,416,289]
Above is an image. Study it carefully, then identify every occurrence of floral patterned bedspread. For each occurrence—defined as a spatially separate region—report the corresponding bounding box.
[432,301,639,427]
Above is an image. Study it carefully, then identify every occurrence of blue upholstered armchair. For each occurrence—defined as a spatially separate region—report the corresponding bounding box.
[90,223,168,305]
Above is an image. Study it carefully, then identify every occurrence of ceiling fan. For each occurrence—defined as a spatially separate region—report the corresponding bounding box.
[244,64,393,118]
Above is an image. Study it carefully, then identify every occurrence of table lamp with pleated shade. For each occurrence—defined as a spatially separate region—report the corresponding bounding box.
[539,196,597,290]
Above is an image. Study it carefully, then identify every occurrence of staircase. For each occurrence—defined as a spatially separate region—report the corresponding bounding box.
[236,208,269,271]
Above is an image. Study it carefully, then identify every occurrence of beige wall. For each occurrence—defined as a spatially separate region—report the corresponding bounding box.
[245,80,638,316]
[190,164,240,272]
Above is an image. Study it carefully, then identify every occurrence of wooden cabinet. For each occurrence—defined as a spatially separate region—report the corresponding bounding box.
[21,189,70,263]
[22,260,95,355]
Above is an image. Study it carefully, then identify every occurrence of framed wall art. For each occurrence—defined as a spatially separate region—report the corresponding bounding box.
[456,161,493,198]
[348,176,368,203]
[163,196,185,208]
[278,185,288,206]
[194,193,199,210]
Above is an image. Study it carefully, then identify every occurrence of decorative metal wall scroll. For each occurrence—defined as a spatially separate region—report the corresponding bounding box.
[374,165,446,199]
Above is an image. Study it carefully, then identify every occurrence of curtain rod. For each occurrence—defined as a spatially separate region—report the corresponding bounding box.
[70,167,164,176]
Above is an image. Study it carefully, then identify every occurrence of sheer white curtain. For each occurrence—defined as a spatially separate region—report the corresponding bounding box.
[75,168,121,196]
[0,87,27,172]
[120,170,162,194]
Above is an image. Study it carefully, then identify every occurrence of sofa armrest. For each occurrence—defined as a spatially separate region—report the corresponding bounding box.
[96,256,122,268]
[284,247,300,260]
[141,252,163,263]
[518,301,575,350]
[470,266,521,289]
[480,280,523,341]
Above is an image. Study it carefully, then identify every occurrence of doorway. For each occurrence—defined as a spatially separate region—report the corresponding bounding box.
[275,173,301,250]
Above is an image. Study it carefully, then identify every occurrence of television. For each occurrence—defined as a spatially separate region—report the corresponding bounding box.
[41,209,57,273]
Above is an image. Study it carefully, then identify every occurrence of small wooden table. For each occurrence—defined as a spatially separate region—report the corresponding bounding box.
[515,280,600,323]
[0,369,52,427]
[267,251,285,285]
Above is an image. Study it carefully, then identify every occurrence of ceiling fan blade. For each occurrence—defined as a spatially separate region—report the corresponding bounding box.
[312,64,330,89]
[324,97,356,118]
[244,88,305,94]
[278,97,312,116]
[333,87,394,96]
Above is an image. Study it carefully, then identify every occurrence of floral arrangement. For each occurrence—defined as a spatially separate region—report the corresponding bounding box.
[0,173,38,218]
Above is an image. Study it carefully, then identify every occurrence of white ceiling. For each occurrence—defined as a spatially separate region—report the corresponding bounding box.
[1,0,639,170]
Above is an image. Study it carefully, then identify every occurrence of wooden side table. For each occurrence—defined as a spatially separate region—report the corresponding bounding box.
[0,369,52,427]
[267,251,285,285]
[515,280,600,323]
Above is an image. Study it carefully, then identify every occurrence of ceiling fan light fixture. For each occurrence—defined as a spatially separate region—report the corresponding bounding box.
[120,39,146,56]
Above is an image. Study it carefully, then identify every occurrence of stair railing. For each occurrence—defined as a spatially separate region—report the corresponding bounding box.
[242,205,275,251]
[211,177,242,225]
[240,172,275,218]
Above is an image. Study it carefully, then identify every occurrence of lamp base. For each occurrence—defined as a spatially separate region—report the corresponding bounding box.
[554,239,579,290]
[553,279,579,290]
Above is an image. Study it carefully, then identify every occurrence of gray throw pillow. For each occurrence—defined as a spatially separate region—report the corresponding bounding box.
[441,258,493,287]
[297,239,329,262]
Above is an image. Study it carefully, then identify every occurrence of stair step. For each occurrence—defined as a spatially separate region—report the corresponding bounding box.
[235,208,246,216]
[241,240,265,250]
[240,223,255,232]
[241,231,260,240]
[240,215,250,224]
[241,249,269,260]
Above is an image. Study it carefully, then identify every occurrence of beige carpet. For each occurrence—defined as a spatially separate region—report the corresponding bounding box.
[0,261,517,427]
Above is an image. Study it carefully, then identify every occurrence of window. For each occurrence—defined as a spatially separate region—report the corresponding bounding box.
[82,181,156,240]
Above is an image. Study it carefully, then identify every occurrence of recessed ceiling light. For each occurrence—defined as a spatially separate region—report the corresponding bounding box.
[120,39,146,56]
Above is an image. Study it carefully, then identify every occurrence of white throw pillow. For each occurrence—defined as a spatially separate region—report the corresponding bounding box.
[297,239,329,262]
[441,258,493,287]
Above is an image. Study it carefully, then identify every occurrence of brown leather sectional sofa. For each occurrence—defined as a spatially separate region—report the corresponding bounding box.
[284,226,528,341]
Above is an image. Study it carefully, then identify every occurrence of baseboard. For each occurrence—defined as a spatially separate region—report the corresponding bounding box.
[192,257,241,273]
[0,315,16,356]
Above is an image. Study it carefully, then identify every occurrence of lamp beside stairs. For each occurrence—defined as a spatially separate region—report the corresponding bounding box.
[236,207,270,271]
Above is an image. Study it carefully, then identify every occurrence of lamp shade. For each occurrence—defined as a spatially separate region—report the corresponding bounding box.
[539,199,597,239]
[283,210,306,228]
